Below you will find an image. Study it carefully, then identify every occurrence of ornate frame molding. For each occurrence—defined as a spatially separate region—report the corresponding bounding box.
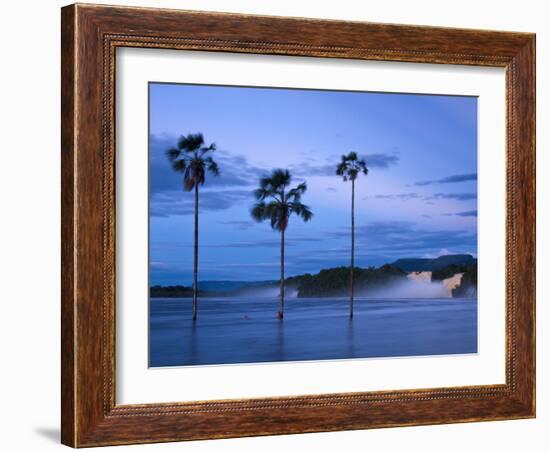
[62,4,535,447]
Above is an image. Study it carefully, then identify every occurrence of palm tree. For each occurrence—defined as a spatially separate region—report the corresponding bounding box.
[251,169,313,320]
[336,152,368,319]
[166,133,219,321]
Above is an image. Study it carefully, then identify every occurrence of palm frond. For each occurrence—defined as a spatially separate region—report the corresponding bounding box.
[290,202,313,222]
[166,147,181,161]
[251,202,268,222]
[337,151,369,181]
[358,159,369,175]
[258,175,272,190]
[294,182,307,194]
[347,151,358,161]
[270,169,291,189]
[287,190,301,202]
[348,168,359,180]
[171,159,187,172]
[204,156,219,176]
[256,169,291,200]
[253,187,269,201]
[336,160,347,176]
[268,202,287,231]
[167,133,219,192]
[287,182,307,201]
[251,170,312,232]
[178,133,204,152]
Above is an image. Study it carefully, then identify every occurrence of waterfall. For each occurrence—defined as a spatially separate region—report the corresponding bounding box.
[441,273,465,295]
[406,271,464,298]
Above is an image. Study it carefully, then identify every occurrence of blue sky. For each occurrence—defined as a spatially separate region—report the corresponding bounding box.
[149,83,477,285]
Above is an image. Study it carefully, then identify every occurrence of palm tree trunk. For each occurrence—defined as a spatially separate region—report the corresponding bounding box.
[278,229,285,320]
[192,184,199,321]
[350,179,355,319]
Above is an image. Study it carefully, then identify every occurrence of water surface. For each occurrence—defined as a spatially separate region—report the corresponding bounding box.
[149,296,477,367]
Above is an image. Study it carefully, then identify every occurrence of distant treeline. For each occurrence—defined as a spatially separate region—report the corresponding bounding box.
[150,285,196,298]
[150,265,407,298]
[287,264,407,297]
[150,261,478,299]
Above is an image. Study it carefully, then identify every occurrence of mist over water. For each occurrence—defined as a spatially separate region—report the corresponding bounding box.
[236,286,280,299]
[235,286,298,299]
[360,275,451,299]
[229,272,462,300]
[339,271,464,299]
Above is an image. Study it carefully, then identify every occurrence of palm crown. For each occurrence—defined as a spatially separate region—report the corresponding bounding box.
[166,133,219,191]
[251,169,313,231]
[336,151,368,181]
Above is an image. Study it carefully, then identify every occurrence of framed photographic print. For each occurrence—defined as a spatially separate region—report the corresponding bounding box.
[61,3,536,447]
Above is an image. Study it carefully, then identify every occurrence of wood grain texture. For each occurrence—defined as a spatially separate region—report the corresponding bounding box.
[60,5,76,447]
[60,3,536,447]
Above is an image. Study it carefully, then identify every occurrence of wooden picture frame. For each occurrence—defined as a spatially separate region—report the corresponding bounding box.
[61,3,535,447]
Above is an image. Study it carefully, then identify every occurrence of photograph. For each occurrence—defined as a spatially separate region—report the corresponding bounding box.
[0,0,541,448]
[148,82,479,367]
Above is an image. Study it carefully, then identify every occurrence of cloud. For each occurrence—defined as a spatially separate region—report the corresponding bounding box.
[415,173,477,186]
[290,152,399,177]
[217,220,255,230]
[442,210,477,217]
[424,192,476,201]
[423,248,453,258]
[373,192,419,201]
[151,235,321,250]
[219,262,281,268]
[150,188,253,217]
[277,220,476,274]
[366,153,400,168]
[151,220,477,283]
[148,260,193,285]
[321,221,477,259]
[198,239,281,249]
[456,210,477,217]
[199,235,321,249]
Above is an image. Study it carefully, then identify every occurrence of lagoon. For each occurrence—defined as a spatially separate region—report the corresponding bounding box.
[149,296,477,367]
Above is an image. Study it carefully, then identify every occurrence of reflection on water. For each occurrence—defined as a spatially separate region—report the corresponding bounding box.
[149,297,477,367]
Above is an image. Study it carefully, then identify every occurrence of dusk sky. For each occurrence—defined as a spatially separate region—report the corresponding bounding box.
[149,83,477,285]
